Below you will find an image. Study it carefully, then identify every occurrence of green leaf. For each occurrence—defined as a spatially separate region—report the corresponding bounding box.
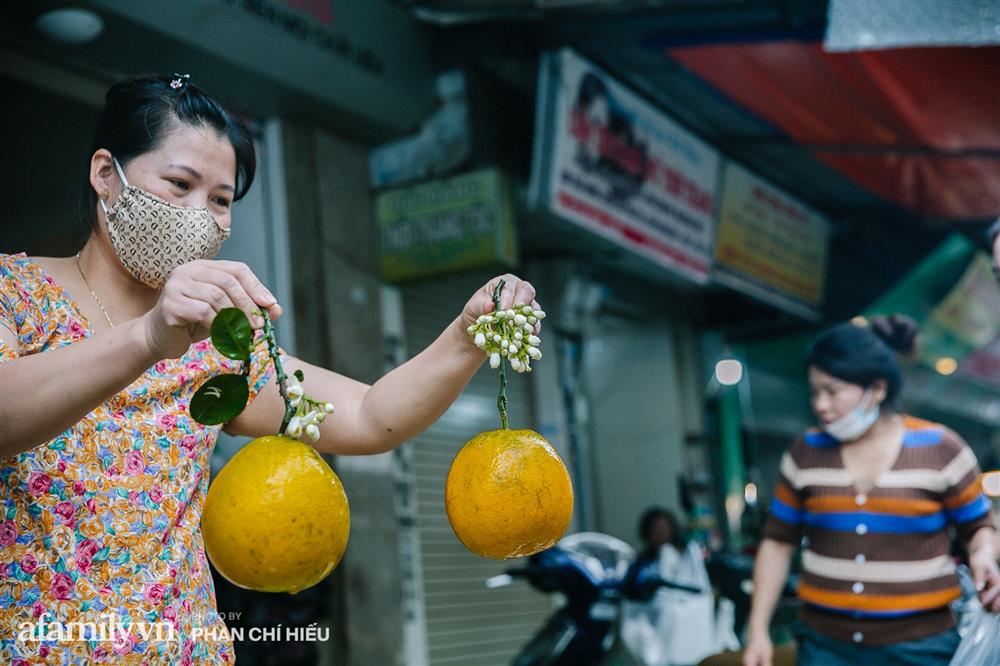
[210,308,254,361]
[190,375,250,426]
[294,369,304,382]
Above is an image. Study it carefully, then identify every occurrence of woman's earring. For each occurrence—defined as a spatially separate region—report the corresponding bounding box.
[99,190,112,215]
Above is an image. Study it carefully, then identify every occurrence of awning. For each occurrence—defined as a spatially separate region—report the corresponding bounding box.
[668,42,1000,220]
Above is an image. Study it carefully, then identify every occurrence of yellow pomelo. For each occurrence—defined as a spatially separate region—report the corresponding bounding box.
[202,435,350,593]
[445,429,574,559]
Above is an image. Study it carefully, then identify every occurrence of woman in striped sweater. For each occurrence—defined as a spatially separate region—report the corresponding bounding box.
[742,316,1000,666]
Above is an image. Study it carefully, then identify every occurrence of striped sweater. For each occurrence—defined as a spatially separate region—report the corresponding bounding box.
[764,415,995,645]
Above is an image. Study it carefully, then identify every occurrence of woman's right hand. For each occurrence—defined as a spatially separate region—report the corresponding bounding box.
[742,631,774,666]
[141,260,282,359]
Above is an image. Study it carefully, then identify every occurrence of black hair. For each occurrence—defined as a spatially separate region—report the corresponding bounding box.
[638,506,685,553]
[77,75,256,246]
[805,314,918,410]
[985,217,1000,253]
[575,72,609,111]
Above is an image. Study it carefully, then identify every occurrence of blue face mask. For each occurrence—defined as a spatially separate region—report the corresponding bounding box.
[823,388,880,442]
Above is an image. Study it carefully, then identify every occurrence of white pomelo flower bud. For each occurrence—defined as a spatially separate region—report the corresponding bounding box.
[527,335,541,347]
[490,352,501,369]
[514,314,527,326]
[287,384,304,398]
[514,331,523,341]
[287,416,303,438]
[527,316,537,325]
[527,346,542,360]
[534,310,546,320]
[324,402,335,413]
[474,332,487,348]
[306,424,321,441]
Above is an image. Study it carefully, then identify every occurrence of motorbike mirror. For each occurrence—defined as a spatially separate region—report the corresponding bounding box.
[485,574,516,589]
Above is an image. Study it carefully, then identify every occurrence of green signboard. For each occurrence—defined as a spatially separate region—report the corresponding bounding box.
[376,169,519,282]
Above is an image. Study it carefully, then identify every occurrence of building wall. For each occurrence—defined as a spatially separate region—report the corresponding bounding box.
[581,310,703,549]
[282,122,406,666]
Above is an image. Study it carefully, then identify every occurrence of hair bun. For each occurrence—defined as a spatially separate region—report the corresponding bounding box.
[870,314,918,355]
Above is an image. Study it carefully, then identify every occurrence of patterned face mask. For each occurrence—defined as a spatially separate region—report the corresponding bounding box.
[101,157,230,290]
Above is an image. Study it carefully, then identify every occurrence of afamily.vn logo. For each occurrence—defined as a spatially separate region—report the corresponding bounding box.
[18,613,176,645]
[17,612,331,646]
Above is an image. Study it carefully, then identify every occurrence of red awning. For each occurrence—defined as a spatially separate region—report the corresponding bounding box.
[668,42,1000,220]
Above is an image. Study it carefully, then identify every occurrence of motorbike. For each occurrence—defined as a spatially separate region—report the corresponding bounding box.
[487,532,702,666]
[706,551,799,641]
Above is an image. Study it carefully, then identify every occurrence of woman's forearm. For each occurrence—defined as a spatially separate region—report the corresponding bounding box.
[350,316,485,453]
[969,526,998,558]
[747,539,796,637]
[0,318,159,457]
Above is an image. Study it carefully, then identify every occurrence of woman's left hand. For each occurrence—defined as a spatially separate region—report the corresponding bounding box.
[970,544,1000,612]
[460,273,541,333]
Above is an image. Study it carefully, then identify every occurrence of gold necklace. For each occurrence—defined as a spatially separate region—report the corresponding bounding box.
[75,252,114,328]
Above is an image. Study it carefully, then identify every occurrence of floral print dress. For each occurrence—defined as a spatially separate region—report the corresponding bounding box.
[0,253,274,664]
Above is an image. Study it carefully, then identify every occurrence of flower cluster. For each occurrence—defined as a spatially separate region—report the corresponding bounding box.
[284,379,334,443]
[467,304,546,373]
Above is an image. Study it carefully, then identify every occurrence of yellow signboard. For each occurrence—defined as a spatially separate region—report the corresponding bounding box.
[713,162,829,319]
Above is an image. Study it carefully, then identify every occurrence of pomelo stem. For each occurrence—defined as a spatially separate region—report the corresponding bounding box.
[492,281,510,430]
[261,311,296,435]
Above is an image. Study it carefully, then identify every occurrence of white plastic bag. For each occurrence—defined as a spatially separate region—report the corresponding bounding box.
[712,597,741,654]
[949,609,1000,666]
[621,542,716,666]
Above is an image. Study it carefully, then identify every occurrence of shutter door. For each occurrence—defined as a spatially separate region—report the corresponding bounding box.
[402,272,552,666]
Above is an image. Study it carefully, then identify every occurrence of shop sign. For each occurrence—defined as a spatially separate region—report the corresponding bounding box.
[713,162,829,320]
[376,169,518,282]
[529,49,719,284]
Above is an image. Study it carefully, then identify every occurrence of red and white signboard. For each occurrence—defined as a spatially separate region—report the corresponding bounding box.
[530,49,720,284]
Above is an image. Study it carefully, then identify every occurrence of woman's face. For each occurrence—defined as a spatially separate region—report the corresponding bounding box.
[808,366,883,426]
[646,516,673,549]
[102,121,238,229]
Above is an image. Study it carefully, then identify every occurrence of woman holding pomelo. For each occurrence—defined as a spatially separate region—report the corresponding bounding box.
[0,75,540,664]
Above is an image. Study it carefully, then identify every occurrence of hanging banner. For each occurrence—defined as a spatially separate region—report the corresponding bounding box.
[714,162,829,320]
[920,253,1000,361]
[376,168,518,283]
[529,49,719,284]
[959,336,1000,391]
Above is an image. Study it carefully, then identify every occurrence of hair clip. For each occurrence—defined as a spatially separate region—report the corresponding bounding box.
[170,73,190,90]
